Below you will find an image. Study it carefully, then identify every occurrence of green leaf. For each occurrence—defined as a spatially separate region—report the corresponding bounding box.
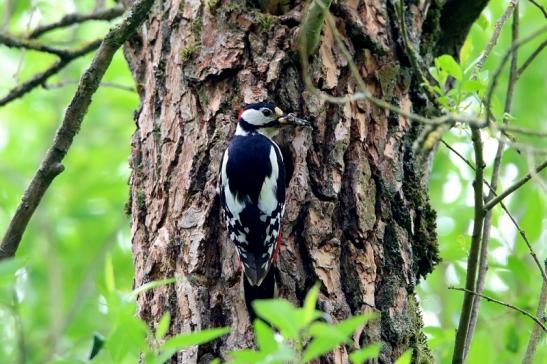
[302,337,345,362]
[0,258,23,277]
[303,283,320,324]
[461,80,485,94]
[303,314,377,362]
[89,332,105,359]
[254,319,277,353]
[476,13,489,30]
[308,322,349,342]
[156,311,171,340]
[253,299,303,339]
[436,55,463,81]
[46,360,86,364]
[105,314,147,363]
[155,327,230,363]
[104,253,115,292]
[131,277,177,298]
[349,343,383,364]
[394,349,413,364]
[162,327,230,351]
[335,313,377,336]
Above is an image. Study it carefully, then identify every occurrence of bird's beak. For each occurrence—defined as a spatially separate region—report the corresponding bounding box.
[276,107,311,127]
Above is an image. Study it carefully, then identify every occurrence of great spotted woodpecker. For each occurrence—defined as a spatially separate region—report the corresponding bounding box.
[219,102,309,316]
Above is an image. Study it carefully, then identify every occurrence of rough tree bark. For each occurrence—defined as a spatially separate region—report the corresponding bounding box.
[123,0,485,363]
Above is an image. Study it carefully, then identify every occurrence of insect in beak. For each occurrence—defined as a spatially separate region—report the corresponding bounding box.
[276,107,311,127]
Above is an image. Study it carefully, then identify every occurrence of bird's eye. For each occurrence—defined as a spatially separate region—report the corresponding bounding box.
[262,109,273,117]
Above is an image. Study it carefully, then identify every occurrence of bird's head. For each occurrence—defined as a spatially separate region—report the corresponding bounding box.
[237,102,310,137]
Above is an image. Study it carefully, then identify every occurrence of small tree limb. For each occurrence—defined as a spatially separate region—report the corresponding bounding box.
[483,159,547,211]
[440,141,547,284]
[528,0,547,18]
[0,33,72,57]
[466,7,521,357]
[522,262,547,364]
[28,6,124,39]
[0,0,154,260]
[450,287,547,332]
[517,39,547,79]
[0,39,102,107]
[452,127,486,364]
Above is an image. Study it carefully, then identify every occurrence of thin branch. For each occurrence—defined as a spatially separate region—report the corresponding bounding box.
[484,159,547,211]
[523,262,547,364]
[300,15,545,139]
[44,80,136,93]
[0,0,154,260]
[528,0,547,18]
[441,141,546,286]
[27,6,124,39]
[466,7,520,357]
[450,287,547,332]
[473,0,519,77]
[485,24,547,126]
[452,127,486,364]
[0,40,102,107]
[0,33,73,58]
[517,39,547,79]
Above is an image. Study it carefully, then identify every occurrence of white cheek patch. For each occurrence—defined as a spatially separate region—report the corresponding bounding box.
[258,146,279,215]
[241,109,273,126]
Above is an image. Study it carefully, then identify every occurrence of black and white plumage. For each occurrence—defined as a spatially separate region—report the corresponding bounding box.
[219,102,288,289]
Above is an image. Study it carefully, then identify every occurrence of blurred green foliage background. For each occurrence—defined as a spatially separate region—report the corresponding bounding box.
[0,0,545,363]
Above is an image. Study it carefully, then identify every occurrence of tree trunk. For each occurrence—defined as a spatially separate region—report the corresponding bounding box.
[123,0,469,363]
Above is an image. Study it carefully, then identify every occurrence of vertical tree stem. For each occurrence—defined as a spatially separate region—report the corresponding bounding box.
[464,4,520,358]
[523,262,547,364]
[452,126,485,364]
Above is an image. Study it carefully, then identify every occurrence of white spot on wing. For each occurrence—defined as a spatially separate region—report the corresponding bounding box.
[258,146,279,215]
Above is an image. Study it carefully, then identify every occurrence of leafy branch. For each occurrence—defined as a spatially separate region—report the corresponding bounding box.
[0,0,154,260]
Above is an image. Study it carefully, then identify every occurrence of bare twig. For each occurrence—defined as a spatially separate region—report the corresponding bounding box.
[452,127,486,364]
[485,24,547,127]
[44,80,136,93]
[28,6,124,39]
[0,33,75,58]
[0,40,102,107]
[0,0,154,260]
[441,141,546,284]
[528,0,547,18]
[523,262,547,364]
[517,39,547,78]
[484,159,547,211]
[300,19,545,139]
[473,0,519,77]
[466,7,520,357]
[450,287,547,332]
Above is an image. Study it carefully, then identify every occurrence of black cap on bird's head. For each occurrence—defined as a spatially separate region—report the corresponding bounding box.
[237,102,310,132]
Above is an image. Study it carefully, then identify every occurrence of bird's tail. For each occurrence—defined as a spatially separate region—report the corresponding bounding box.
[243,266,277,322]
